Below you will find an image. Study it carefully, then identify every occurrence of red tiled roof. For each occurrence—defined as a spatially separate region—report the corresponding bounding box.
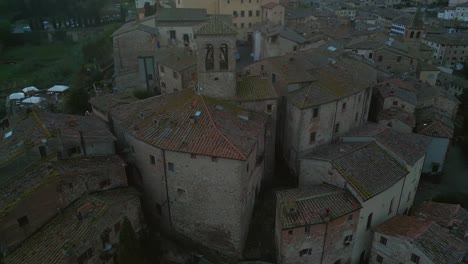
[415,201,461,227]
[111,89,267,160]
[374,215,432,239]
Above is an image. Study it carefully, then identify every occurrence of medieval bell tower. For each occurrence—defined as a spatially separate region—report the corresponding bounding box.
[195,16,237,99]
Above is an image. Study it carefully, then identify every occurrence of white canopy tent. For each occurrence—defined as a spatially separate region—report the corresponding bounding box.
[47,85,69,93]
[9,93,25,100]
[22,86,39,93]
[22,97,44,104]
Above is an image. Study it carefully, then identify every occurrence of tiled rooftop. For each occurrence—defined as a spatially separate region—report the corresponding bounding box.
[0,155,125,216]
[276,184,361,229]
[152,47,197,72]
[303,142,368,161]
[155,8,207,22]
[236,76,278,101]
[375,215,468,264]
[377,108,416,128]
[111,89,267,160]
[415,107,454,138]
[195,15,237,35]
[37,112,116,142]
[415,201,462,227]
[425,32,468,46]
[3,188,141,264]
[89,92,139,114]
[375,128,431,165]
[332,142,408,201]
[375,81,418,106]
[344,123,431,165]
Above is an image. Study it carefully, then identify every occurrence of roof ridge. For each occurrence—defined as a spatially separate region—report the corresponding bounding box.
[199,95,247,160]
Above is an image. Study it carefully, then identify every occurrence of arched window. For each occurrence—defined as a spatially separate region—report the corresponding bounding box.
[416,31,421,39]
[410,31,415,38]
[205,44,214,71]
[366,213,373,230]
[219,44,229,70]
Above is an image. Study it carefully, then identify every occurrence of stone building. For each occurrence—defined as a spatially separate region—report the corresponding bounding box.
[112,16,158,91]
[423,32,468,69]
[371,79,417,133]
[275,184,361,264]
[438,2,468,22]
[90,92,139,123]
[2,188,144,264]
[153,48,197,94]
[252,25,308,61]
[371,215,468,264]
[110,17,276,258]
[338,124,431,263]
[415,107,454,174]
[283,62,375,173]
[0,155,128,254]
[175,0,284,40]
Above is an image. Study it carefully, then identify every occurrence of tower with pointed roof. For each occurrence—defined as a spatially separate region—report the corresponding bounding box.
[404,7,424,42]
[195,16,238,99]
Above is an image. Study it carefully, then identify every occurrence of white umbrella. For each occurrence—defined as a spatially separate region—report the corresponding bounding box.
[22,86,39,93]
[47,85,69,93]
[9,93,25,100]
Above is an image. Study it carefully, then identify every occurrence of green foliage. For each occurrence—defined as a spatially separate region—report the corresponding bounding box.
[64,87,90,114]
[118,217,145,264]
[0,19,13,49]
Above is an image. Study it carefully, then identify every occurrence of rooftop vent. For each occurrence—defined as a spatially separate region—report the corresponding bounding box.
[215,105,224,111]
[195,111,202,117]
[153,119,158,125]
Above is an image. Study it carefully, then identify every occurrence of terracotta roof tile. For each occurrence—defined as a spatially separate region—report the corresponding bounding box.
[195,16,237,35]
[236,76,278,101]
[3,188,141,264]
[111,90,267,160]
[276,184,361,229]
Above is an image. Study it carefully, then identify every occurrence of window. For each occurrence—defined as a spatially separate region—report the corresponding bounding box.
[355,112,359,122]
[407,191,412,202]
[248,22,252,28]
[272,73,276,83]
[397,56,402,62]
[99,179,111,189]
[114,222,121,232]
[220,43,229,70]
[169,30,176,40]
[411,254,420,263]
[313,107,319,118]
[288,230,293,235]
[260,64,264,71]
[168,162,174,172]
[256,10,260,16]
[368,53,373,59]
[334,123,340,133]
[376,255,383,264]
[227,0,230,3]
[249,10,252,16]
[299,248,312,257]
[378,55,383,62]
[173,71,178,79]
[358,94,361,102]
[17,216,29,227]
[241,0,243,2]
[150,155,155,164]
[67,146,81,156]
[305,225,310,233]
[212,157,218,162]
[389,198,394,214]
[401,104,406,109]
[191,153,197,159]
[233,11,238,17]
[78,248,94,264]
[366,213,373,230]
[241,10,245,17]
[342,102,346,111]
[267,104,272,112]
[241,23,244,28]
[380,236,387,245]
[247,163,249,172]
[343,235,353,245]
[205,44,214,70]
[348,214,353,220]
[310,132,316,144]
[392,101,398,106]
[234,23,237,28]
[160,65,165,73]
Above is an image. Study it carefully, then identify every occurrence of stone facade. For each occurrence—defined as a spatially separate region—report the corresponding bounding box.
[159,60,197,94]
[284,89,371,173]
[196,33,237,99]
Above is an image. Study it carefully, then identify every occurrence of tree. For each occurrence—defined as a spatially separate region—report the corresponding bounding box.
[0,19,12,50]
[118,217,145,264]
